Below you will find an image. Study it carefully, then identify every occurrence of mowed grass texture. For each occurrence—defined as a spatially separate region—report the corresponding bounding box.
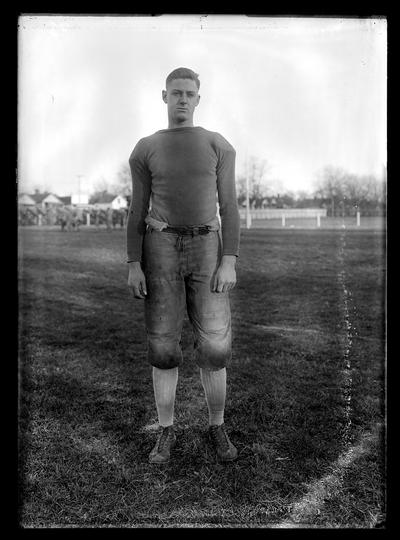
[18,227,386,528]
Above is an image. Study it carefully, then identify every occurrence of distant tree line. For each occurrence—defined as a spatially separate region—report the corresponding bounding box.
[312,165,386,217]
[235,158,386,217]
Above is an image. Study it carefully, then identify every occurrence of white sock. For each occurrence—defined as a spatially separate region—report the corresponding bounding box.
[200,367,226,426]
[152,367,178,427]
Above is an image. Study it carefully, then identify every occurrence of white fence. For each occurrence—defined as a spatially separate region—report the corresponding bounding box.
[239,208,327,220]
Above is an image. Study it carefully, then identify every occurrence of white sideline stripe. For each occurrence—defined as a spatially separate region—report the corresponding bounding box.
[276,429,377,528]
[239,321,382,342]
[338,229,353,448]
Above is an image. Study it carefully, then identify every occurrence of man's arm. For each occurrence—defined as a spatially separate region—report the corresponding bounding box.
[126,138,152,299]
[213,134,240,293]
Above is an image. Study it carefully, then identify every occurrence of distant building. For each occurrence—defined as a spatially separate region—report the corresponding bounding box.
[24,191,65,208]
[29,191,48,205]
[18,193,36,206]
[92,194,128,210]
[111,195,128,210]
[41,193,65,208]
[19,191,65,208]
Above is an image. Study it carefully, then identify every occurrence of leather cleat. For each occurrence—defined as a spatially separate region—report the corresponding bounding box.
[209,423,238,462]
[149,425,176,464]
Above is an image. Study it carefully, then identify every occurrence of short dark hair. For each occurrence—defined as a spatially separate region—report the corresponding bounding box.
[166,67,200,90]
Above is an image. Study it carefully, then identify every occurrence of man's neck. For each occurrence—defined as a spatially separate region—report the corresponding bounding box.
[168,117,194,129]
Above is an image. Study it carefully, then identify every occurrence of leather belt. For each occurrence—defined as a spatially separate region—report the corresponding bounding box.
[162,225,211,236]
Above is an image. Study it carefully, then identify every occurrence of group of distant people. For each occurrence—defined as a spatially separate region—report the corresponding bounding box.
[60,207,127,232]
[60,212,81,232]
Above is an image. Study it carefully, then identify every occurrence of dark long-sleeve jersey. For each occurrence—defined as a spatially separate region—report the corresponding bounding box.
[126,126,240,262]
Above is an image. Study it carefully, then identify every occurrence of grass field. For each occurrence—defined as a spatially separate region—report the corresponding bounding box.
[18,223,386,528]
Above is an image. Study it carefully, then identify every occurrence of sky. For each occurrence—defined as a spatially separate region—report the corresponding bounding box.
[18,15,387,197]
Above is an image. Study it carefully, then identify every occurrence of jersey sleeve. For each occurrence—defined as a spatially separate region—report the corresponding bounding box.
[126,138,152,262]
[214,133,241,257]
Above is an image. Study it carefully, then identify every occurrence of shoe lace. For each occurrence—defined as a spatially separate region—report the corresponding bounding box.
[210,425,229,451]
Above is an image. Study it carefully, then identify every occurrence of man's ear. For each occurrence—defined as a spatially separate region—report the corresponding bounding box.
[195,94,201,107]
[162,90,167,103]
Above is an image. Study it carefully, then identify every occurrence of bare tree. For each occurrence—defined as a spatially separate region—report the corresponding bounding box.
[314,166,386,216]
[91,176,110,194]
[362,174,385,203]
[236,156,271,208]
[113,163,132,197]
[314,166,347,217]
[89,164,132,201]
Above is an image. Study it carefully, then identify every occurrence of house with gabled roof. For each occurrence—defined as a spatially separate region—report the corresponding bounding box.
[40,193,65,208]
[26,191,65,208]
[18,193,37,206]
[111,195,128,210]
[29,191,49,205]
[91,193,128,210]
[42,193,64,207]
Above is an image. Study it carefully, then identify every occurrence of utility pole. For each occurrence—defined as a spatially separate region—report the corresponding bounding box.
[76,174,84,204]
[245,152,252,229]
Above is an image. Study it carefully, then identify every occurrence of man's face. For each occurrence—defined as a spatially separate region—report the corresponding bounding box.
[162,78,200,125]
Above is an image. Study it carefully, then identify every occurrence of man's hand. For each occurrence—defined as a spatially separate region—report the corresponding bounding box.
[212,255,237,293]
[128,261,147,299]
